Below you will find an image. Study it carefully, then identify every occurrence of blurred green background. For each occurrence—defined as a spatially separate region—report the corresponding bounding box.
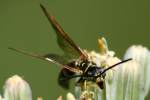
[0,0,150,99]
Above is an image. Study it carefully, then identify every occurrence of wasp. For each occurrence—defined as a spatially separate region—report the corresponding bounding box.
[9,4,132,90]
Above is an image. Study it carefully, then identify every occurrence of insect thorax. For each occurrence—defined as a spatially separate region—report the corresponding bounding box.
[67,59,106,82]
[68,60,97,73]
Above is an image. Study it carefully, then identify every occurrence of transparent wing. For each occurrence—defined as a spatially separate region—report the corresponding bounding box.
[8,47,83,74]
[44,53,68,64]
[40,4,87,60]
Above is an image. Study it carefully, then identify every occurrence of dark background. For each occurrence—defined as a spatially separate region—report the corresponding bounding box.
[0,0,150,99]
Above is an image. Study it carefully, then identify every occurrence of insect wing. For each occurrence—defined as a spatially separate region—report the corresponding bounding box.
[44,54,82,73]
[40,4,87,60]
[44,54,68,64]
[8,47,83,73]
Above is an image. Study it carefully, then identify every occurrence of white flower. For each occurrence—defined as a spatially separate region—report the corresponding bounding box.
[3,75,32,100]
[124,45,150,99]
[105,45,150,100]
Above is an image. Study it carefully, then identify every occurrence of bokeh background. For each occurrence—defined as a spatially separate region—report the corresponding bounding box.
[0,0,150,99]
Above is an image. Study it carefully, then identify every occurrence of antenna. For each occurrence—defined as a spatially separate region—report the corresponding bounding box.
[98,58,132,77]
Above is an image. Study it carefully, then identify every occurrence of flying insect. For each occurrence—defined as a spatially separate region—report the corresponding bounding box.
[9,4,132,89]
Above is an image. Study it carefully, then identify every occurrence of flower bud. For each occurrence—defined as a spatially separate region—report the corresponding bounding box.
[67,93,75,100]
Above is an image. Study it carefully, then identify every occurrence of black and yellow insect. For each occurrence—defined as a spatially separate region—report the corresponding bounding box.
[9,4,132,89]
